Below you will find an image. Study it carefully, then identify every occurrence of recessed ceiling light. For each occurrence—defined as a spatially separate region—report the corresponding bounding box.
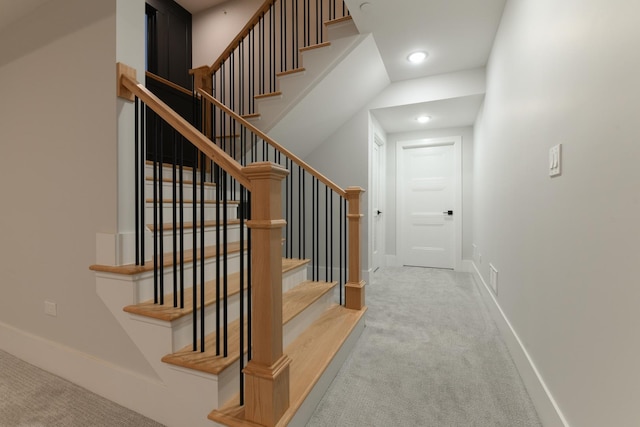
[407,51,428,64]
[416,115,431,123]
[359,2,372,12]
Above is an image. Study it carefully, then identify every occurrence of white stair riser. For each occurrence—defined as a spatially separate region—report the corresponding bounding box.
[283,265,308,293]
[283,285,336,348]
[156,262,308,351]
[145,165,196,182]
[152,225,242,256]
[170,292,246,352]
[133,252,246,303]
[145,203,238,223]
[146,181,217,201]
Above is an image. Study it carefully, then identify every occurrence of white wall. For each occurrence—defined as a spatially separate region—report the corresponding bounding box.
[473,0,640,425]
[304,109,370,280]
[0,0,155,377]
[192,0,262,67]
[385,126,474,263]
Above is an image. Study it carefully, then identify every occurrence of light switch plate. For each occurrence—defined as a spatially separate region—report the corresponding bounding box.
[549,144,562,177]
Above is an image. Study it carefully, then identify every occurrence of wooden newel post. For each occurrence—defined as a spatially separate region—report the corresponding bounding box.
[345,187,366,310]
[190,65,213,140]
[243,162,291,427]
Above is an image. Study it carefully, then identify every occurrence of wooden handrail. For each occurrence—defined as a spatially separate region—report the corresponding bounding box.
[203,0,277,75]
[197,88,348,199]
[117,64,251,190]
[145,71,193,97]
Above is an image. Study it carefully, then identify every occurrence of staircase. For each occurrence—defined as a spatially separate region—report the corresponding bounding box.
[92,157,365,426]
[90,2,368,425]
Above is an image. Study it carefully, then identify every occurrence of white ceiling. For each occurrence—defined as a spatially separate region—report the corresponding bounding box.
[371,95,485,134]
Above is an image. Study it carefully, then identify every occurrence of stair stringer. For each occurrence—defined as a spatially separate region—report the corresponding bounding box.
[95,272,223,427]
[251,32,367,133]
[94,258,318,425]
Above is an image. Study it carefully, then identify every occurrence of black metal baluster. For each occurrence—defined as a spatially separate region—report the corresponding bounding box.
[312,176,316,280]
[159,120,165,305]
[172,131,178,307]
[135,98,140,266]
[304,0,308,46]
[239,186,245,405]
[325,185,329,282]
[223,171,229,357]
[285,158,289,258]
[153,113,159,304]
[298,165,302,259]
[282,0,286,72]
[315,178,319,281]
[179,137,184,308]
[192,150,198,351]
[200,152,206,352]
[271,2,276,92]
[302,172,306,259]
[343,197,347,304]
[247,191,252,362]
[141,103,146,267]
[339,196,343,305]
[250,27,255,114]
[330,190,334,282]
[215,162,221,356]
[294,0,299,68]
[289,159,294,258]
[260,15,264,96]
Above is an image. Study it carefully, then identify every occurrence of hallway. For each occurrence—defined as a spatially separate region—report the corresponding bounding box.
[307,267,541,426]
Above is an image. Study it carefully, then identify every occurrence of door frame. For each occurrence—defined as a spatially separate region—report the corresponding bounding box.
[371,134,385,272]
[396,136,462,270]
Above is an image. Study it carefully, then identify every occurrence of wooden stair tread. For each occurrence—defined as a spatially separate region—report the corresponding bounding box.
[254,91,282,100]
[148,219,241,232]
[241,113,261,119]
[208,305,366,426]
[325,15,353,26]
[145,176,216,187]
[283,280,335,324]
[282,257,310,274]
[123,272,243,321]
[276,67,306,78]
[300,41,331,52]
[161,280,336,375]
[89,241,244,275]
[122,258,311,322]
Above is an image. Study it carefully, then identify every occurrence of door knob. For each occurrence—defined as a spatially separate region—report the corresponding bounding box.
[377,210,382,215]
[443,210,453,216]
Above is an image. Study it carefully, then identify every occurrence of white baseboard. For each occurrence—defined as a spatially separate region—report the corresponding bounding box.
[469,262,569,427]
[0,321,211,427]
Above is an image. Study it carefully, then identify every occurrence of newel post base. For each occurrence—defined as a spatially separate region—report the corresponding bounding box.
[345,186,366,311]
[243,355,291,426]
[243,162,290,427]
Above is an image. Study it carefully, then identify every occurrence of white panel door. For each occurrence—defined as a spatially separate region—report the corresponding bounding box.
[398,142,455,268]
